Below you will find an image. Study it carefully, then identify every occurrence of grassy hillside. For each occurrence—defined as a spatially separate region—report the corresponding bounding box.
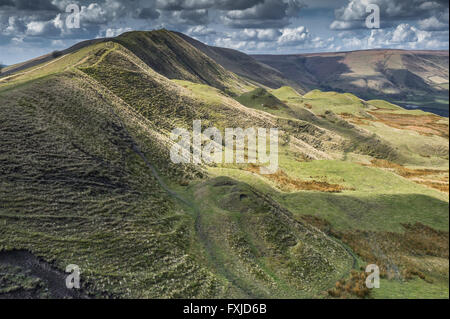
[235,88,291,116]
[113,30,253,96]
[174,78,449,298]
[0,31,448,299]
[0,69,215,298]
[174,32,305,92]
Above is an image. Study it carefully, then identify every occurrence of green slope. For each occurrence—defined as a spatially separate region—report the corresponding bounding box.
[235,88,291,115]
[174,31,305,93]
[113,30,253,96]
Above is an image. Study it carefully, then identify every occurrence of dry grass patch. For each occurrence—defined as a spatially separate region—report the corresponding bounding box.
[368,112,449,139]
[245,164,352,193]
[369,159,448,178]
[415,181,449,193]
[366,159,449,193]
[337,223,449,281]
[327,270,371,299]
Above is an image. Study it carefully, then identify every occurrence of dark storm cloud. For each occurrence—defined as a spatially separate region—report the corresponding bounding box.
[215,0,264,10]
[155,0,264,11]
[0,0,58,10]
[178,8,209,25]
[0,0,304,37]
[155,0,211,11]
[138,7,161,19]
[224,0,305,28]
[0,0,60,32]
[0,0,163,41]
[0,0,14,6]
[155,0,305,29]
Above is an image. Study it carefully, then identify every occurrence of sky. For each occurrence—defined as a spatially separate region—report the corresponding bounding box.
[0,0,449,65]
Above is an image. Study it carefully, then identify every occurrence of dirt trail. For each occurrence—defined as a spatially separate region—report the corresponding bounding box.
[0,56,66,83]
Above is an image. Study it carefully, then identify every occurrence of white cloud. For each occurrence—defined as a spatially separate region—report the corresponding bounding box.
[391,23,418,43]
[24,13,65,36]
[330,20,364,30]
[187,25,216,36]
[418,15,448,31]
[337,24,449,51]
[277,26,310,45]
[4,16,25,35]
[240,28,281,41]
[102,27,132,38]
[79,3,109,24]
[214,37,256,50]
[213,25,333,53]
[51,39,65,46]
[25,21,46,35]
[11,36,24,44]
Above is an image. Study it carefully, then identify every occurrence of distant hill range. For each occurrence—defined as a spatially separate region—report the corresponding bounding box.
[252,50,449,116]
[176,34,449,116]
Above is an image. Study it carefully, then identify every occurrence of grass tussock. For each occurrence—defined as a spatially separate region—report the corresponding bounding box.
[327,270,371,299]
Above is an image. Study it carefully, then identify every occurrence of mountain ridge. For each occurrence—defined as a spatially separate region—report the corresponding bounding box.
[2,30,448,116]
[174,31,306,93]
[0,30,448,299]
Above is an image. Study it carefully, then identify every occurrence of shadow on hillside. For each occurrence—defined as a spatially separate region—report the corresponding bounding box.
[0,250,89,299]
